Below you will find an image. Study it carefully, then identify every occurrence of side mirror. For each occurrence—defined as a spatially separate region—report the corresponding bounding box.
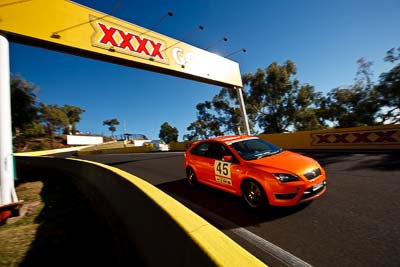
[223,155,232,162]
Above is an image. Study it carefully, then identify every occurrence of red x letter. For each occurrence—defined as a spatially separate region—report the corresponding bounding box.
[134,36,150,55]
[118,30,134,51]
[316,134,331,144]
[353,132,372,143]
[375,131,397,142]
[333,134,350,143]
[149,40,163,59]
[98,23,118,46]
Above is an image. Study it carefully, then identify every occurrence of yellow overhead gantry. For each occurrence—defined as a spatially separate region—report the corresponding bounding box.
[0,0,250,220]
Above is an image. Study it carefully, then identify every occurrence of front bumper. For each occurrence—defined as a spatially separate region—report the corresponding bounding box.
[300,180,327,201]
[268,179,327,206]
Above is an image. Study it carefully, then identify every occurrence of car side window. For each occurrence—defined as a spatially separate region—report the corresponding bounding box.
[191,142,239,163]
[220,143,240,164]
[208,142,224,159]
[208,142,236,161]
[190,142,210,157]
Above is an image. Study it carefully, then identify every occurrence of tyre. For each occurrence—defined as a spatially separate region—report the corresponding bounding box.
[241,179,266,209]
[186,167,198,187]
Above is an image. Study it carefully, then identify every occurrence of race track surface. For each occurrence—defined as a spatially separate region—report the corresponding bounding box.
[75,151,400,267]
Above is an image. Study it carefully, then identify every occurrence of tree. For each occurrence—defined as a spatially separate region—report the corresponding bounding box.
[293,84,325,131]
[187,60,324,136]
[39,103,69,147]
[322,58,380,128]
[375,47,400,124]
[61,105,85,134]
[187,50,399,135]
[243,60,324,133]
[159,122,178,144]
[10,74,39,135]
[212,88,257,135]
[249,61,299,133]
[103,118,119,137]
[184,101,224,140]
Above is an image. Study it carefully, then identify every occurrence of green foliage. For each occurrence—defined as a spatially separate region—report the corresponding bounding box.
[11,74,86,143]
[159,122,179,144]
[187,47,399,137]
[23,122,46,137]
[61,105,85,134]
[39,103,70,138]
[102,118,120,137]
[375,47,400,124]
[11,74,39,134]
[248,60,325,133]
[293,85,325,131]
[247,61,299,133]
[186,60,325,137]
[184,100,226,140]
[321,58,381,127]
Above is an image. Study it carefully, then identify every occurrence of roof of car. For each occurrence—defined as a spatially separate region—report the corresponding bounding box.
[208,135,256,144]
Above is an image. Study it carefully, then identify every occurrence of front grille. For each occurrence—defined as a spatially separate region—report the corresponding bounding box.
[275,193,297,200]
[304,168,321,180]
[300,181,327,200]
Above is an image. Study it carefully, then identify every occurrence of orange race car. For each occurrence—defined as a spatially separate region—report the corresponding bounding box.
[184,135,327,208]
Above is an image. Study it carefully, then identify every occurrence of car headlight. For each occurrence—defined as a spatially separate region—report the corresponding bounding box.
[273,173,299,182]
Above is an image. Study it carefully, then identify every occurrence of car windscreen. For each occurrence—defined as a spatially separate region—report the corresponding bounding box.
[229,138,282,160]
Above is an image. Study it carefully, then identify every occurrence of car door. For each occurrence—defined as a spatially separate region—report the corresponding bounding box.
[189,142,213,183]
[208,142,239,193]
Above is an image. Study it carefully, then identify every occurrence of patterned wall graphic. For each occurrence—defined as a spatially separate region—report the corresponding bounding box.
[311,128,400,146]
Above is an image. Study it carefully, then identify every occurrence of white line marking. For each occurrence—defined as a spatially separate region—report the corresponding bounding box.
[230,227,314,267]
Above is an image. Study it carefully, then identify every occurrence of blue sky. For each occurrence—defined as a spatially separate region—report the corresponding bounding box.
[9,0,400,140]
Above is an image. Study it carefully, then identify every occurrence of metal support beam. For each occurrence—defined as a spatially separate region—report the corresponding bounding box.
[235,87,250,135]
[0,34,17,205]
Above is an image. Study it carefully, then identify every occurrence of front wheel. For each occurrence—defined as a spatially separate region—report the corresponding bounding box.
[186,167,198,187]
[241,180,266,209]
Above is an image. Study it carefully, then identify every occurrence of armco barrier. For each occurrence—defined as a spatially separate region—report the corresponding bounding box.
[15,155,266,267]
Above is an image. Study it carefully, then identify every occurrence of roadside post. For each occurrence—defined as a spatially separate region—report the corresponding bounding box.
[0,34,21,221]
[236,87,250,135]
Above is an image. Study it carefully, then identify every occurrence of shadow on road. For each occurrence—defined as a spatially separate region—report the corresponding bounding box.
[157,179,311,229]
[100,154,183,167]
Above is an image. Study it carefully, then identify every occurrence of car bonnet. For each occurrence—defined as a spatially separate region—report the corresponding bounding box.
[249,150,321,175]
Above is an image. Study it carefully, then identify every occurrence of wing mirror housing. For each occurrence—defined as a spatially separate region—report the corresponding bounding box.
[223,155,232,162]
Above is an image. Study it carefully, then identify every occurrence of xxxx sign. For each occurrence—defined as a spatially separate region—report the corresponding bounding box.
[90,16,169,64]
[309,127,400,147]
[0,0,242,87]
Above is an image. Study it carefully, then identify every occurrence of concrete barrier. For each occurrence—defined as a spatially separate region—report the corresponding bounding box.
[168,125,400,151]
[15,146,89,156]
[77,143,155,156]
[15,155,266,267]
[169,140,195,151]
[259,124,400,150]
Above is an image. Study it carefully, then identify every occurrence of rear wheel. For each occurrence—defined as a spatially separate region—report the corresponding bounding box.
[241,179,266,209]
[186,167,198,187]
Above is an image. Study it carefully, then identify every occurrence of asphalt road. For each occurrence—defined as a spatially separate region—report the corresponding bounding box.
[75,151,400,267]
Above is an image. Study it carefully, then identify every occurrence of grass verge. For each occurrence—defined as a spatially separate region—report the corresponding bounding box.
[0,176,118,266]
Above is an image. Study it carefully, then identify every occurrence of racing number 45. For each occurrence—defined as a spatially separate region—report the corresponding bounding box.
[214,160,231,178]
